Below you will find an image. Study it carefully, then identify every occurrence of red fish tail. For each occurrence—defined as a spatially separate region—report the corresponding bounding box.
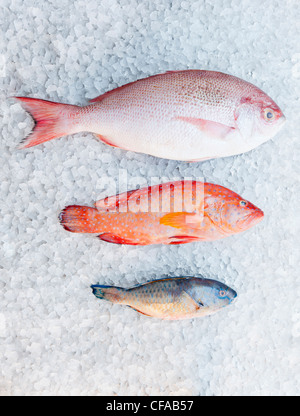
[59,205,101,233]
[15,97,81,148]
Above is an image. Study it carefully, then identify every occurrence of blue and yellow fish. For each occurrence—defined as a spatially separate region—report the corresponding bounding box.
[91,277,237,320]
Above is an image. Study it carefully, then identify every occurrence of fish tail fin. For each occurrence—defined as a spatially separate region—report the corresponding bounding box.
[91,285,126,304]
[59,205,101,233]
[15,97,81,148]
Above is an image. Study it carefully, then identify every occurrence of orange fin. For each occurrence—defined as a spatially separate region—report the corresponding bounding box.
[15,97,80,148]
[176,116,235,139]
[128,306,151,317]
[97,233,140,245]
[59,205,100,233]
[160,212,202,230]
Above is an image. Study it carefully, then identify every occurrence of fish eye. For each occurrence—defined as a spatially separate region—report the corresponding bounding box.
[219,290,227,298]
[239,200,247,207]
[263,108,275,122]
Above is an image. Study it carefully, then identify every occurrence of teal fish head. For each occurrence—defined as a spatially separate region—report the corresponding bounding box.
[197,279,237,311]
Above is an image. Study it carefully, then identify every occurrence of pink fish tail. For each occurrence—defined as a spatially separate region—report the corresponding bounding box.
[15,97,82,148]
[59,205,101,233]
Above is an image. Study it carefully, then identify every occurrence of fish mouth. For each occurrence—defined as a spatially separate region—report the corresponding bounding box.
[230,290,238,304]
[237,209,264,230]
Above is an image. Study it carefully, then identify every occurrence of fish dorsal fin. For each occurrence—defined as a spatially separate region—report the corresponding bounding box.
[89,79,140,103]
[95,189,139,211]
[95,180,203,213]
[160,212,203,230]
[97,233,140,245]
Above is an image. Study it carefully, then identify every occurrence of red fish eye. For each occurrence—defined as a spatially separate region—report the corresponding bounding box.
[240,200,247,207]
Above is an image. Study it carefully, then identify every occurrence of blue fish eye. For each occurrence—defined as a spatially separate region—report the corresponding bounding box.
[267,112,273,119]
[240,200,247,207]
[219,290,227,298]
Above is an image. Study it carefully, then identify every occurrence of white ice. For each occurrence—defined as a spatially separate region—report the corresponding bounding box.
[0,0,299,396]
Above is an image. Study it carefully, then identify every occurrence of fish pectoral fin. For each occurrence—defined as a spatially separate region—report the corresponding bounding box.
[176,116,235,139]
[127,306,151,317]
[160,212,203,230]
[97,233,139,245]
[183,290,204,309]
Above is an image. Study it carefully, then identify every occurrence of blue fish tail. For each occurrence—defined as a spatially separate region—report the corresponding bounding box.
[91,285,125,304]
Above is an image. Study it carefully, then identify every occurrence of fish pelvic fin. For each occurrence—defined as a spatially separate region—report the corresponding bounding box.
[59,205,100,233]
[15,97,81,148]
[91,285,126,304]
[127,306,152,317]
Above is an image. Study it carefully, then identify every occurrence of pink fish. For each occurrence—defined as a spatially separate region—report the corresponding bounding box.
[59,181,264,245]
[15,70,285,161]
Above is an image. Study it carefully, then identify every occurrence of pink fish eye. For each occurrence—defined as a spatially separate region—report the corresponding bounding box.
[263,108,275,122]
[219,290,226,297]
[239,200,247,207]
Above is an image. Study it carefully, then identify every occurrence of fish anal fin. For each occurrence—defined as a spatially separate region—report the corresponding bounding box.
[15,97,80,148]
[95,134,121,148]
[128,305,151,317]
[97,233,139,245]
[180,289,204,310]
[176,116,235,139]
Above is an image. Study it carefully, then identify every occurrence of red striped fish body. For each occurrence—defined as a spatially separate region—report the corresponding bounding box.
[59,181,264,245]
[16,70,285,161]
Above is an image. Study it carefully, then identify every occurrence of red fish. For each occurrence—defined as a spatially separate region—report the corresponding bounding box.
[15,70,285,161]
[59,181,264,245]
